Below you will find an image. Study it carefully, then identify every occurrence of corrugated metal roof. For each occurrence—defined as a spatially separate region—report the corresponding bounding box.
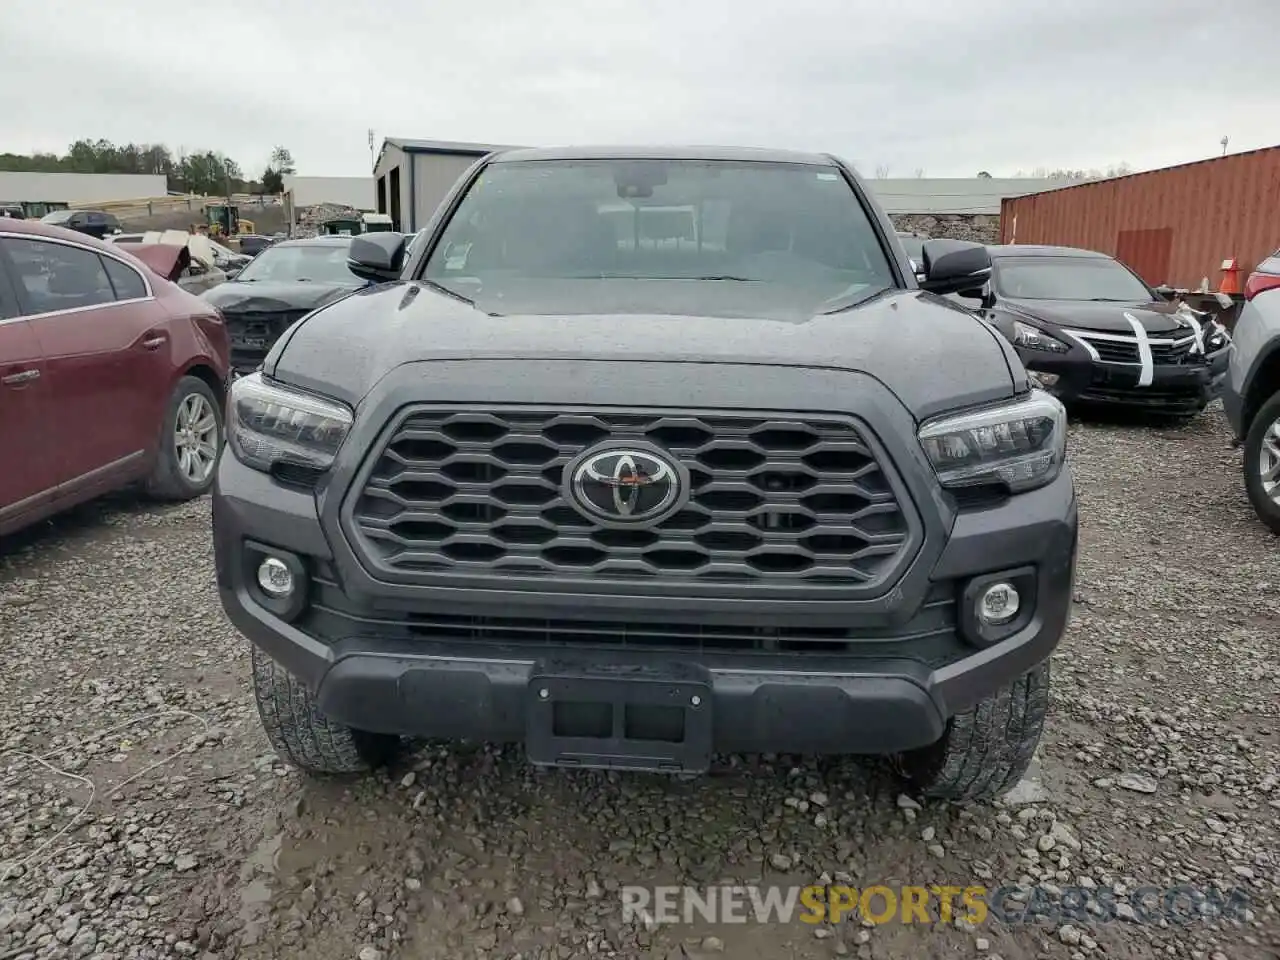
[866,178,1060,215]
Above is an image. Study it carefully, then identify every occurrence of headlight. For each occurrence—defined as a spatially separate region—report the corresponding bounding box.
[918,390,1067,493]
[1205,321,1230,351]
[227,372,353,473]
[1011,320,1069,354]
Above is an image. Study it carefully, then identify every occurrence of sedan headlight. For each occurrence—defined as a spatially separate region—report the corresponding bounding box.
[227,372,353,473]
[918,390,1067,493]
[1204,321,1230,351]
[1011,320,1069,354]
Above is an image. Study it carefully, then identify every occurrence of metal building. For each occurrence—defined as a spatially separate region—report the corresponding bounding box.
[0,172,168,205]
[1000,146,1280,290]
[373,137,517,233]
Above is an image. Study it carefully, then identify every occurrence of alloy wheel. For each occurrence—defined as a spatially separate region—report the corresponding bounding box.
[174,393,220,485]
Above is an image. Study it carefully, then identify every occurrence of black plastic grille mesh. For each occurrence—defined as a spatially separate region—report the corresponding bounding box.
[349,409,914,586]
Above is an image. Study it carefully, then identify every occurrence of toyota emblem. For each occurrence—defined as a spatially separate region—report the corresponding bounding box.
[564,444,688,525]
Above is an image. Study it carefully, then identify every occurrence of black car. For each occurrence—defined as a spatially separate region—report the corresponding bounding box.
[961,245,1231,416]
[212,145,1077,803]
[236,234,277,257]
[200,236,368,373]
[39,208,122,239]
[0,201,25,219]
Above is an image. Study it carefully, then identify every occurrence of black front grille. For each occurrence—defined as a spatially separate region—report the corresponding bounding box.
[1085,338,1140,364]
[1149,337,1197,365]
[222,309,311,370]
[348,408,916,588]
[305,573,958,659]
[1076,332,1202,368]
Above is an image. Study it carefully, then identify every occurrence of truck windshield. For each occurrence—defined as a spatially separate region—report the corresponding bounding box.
[993,256,1153,302]
[422,158,894,314]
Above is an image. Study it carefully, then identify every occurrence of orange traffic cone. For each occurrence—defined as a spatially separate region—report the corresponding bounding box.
[1219,258,1242,296]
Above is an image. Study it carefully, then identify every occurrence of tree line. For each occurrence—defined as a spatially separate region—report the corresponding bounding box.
[0,140,298,197]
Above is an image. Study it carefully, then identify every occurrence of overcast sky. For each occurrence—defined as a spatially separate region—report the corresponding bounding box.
[3,0,1276,179]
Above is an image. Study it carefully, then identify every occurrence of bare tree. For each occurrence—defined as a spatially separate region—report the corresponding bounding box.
[913,168,925,178]
[874,164,891,179]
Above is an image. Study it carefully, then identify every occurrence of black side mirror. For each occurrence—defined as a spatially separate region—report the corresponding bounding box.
[918,239,992,296]
[348,232,406,283]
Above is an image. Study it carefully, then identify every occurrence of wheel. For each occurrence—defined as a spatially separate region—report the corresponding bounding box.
[1242,391,1280,535]
[145,375,223,501]
[894,661,1050,802]
[251,646,399,775]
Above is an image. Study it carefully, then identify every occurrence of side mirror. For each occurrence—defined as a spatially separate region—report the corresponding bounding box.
[917,239,992,296]
[348,232,406,283]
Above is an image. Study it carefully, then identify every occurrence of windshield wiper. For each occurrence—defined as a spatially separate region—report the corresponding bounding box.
[818,283,895,315]
[421,277,476,306]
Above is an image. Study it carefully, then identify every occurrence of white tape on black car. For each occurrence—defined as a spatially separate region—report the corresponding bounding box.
[1177,310,1206,356]
[1123,312,1155,387]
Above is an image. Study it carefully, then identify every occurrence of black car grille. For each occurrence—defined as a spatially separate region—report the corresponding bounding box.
[1149,337,1197,365]
[303,571,959,659]
[222,309,311,370]
[1073,331,1200,367]
[347,407,916,589]
[1085,338,1141,364]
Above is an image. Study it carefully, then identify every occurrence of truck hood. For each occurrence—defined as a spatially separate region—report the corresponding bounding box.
[1004,297,1193,335]
[201,279,361,313]
[268,280,1019,419]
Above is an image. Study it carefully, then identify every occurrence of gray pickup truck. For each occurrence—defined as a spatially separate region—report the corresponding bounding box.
[213,145,1077,802]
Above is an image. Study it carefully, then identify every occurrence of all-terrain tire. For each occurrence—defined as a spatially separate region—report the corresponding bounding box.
[895,660,1050,802]
[251,646,399,775]
[1242,390,1280,535]
[145,375,223,502]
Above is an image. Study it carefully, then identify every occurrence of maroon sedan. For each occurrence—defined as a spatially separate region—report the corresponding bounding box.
[0,218,230,537]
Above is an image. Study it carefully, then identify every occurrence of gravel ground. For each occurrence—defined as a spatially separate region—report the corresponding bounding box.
[1,405,1277,960]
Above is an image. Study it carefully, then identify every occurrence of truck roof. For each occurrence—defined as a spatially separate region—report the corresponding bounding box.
[490,145,839,166]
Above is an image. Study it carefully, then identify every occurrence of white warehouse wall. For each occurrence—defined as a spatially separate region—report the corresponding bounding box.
[0,172,168,203]
[283,175,376,210]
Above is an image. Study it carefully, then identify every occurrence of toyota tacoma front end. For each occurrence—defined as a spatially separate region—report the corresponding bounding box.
[213,146,1077,801]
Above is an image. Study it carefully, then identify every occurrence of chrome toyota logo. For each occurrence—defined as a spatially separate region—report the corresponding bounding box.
[564,445,687,525]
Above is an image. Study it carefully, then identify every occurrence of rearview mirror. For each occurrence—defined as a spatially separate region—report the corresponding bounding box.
[348,233,406,283]
[917,239,992,296]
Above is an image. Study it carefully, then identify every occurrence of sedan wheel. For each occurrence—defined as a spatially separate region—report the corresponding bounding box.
[145,375,224,502]
[174,392,220,486]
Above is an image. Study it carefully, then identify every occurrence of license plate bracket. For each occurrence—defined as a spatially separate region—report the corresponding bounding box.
[526,661,712,774]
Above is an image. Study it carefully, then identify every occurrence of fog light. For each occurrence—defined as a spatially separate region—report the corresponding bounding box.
[1028,370,1060,388]
[257,556,294,598]
[977,582,1020,625]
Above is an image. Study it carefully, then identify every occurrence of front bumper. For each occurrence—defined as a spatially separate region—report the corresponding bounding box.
[214,452,1078,761]
[1021,346,1230,414]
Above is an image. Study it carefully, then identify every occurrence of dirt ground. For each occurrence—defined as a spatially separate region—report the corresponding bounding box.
[1,406,1277,960]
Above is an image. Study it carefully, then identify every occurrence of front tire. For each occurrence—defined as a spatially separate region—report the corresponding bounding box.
[1242,391,1280,535]
[895,661,1050,802]
[251,647,399,775]
[145,375,223,501]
